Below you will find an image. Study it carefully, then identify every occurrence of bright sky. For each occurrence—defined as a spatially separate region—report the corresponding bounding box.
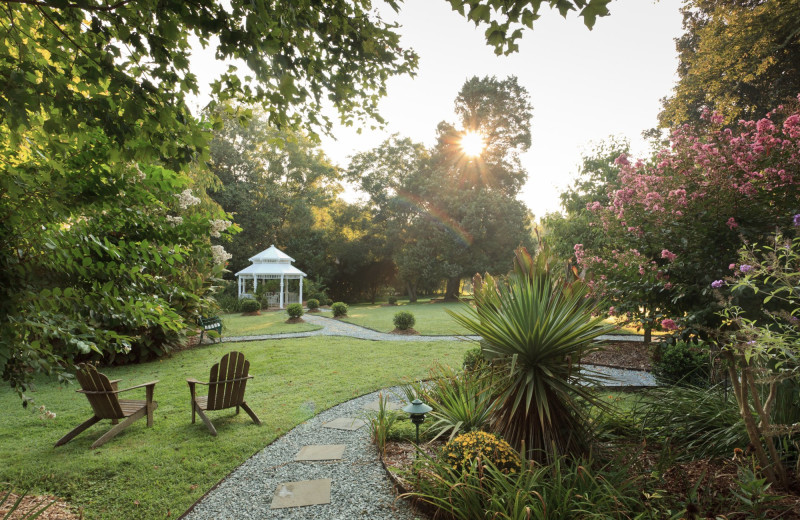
[190,0,684,218]
[318,0,684,218]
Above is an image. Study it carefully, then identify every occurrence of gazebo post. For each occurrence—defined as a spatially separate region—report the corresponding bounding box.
[253,274,258,295]
[299,277,303,306]
[279,274,284,309]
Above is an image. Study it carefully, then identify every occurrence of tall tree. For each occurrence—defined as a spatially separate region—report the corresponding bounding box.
[430,76,535,299]
[659,0,800,128]
[542,138,629,261]
[208,107,341,277]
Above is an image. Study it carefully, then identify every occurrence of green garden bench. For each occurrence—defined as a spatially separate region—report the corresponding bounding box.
[198,316,223,343]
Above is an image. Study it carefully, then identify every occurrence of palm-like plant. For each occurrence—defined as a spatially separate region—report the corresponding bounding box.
[449,246,616,462]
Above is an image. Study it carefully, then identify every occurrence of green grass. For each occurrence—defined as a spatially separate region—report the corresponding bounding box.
[0,337,469,519]
[340,300,473,335]
[220,310,321,336]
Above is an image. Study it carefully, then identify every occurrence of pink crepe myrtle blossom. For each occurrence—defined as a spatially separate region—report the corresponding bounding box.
[661,319,678,331]
[729,263,736,270]
[660,249,677,262]
[726,217,738,229]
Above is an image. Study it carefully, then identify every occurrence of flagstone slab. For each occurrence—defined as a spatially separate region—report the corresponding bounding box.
[270,479,332,509]
[294,444,346,461]
[322,417,365,431]
[362,399,403,412]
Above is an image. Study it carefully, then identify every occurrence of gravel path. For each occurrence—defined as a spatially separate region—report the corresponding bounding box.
[181,389,419,520]
[224,313,476,343]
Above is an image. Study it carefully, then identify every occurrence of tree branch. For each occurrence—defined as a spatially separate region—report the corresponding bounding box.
[5,0,134,13]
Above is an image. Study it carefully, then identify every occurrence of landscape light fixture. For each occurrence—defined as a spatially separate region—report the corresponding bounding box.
[403,398,432,445]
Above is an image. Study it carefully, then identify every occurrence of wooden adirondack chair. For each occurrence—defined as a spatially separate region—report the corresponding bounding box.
[187,351,261,436]
[55,364,158,449]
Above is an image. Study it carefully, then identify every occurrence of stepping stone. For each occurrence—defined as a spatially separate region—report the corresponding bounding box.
[270,479,331,509]
[294,444,346,461]
[322,417,365,431]
[362,399,403,412]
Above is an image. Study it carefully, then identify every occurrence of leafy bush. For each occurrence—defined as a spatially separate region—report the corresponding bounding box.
[405,452,644,520]
[216,294,242,313]
[400,363,495,442]
[653,340,710,386]
[306,298,319,311]
[462,346,484,371]
[286,303,304,319]
[393,311,415,330]
[637,383,746,460]
[241,299,260,313]
[388,295,398,305]
[442,431,520,475]
[325,297,334,306]
[331,302,347,317]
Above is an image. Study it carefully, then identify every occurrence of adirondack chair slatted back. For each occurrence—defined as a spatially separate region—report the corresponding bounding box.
[75,364,123,419]
[206,351,250,411]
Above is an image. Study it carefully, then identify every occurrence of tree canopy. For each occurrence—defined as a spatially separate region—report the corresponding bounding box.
[659,0,800,128]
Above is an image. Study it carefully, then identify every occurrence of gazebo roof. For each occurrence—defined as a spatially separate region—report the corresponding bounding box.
[249,244,294,263]
[235,245,306,277]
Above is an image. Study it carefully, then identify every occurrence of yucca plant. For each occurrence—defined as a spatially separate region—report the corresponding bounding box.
[449,246,616,463]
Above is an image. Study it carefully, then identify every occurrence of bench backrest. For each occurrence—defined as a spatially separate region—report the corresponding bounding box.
[206,351,251,411]
[75,364,124,419]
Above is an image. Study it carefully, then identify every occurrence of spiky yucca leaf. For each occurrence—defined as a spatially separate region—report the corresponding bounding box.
[449,247,615,462]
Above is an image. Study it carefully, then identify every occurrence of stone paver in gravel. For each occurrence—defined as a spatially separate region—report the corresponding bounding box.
[362,399,404,412]
[294,444,346,461]
[182,388,419,520]
[322,417,365,431]
[270,479,331,509]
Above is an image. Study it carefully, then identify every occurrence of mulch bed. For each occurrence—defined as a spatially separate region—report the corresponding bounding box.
[390,328,419,335]
[583,340,653,371]
[0,492,78,520]
[285,317,305,324]
[241,311,261,316]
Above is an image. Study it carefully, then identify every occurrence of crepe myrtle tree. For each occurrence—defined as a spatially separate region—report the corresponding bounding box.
[578,99,800,340]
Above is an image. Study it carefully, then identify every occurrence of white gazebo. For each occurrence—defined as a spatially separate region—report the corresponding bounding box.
[235,245,306,309]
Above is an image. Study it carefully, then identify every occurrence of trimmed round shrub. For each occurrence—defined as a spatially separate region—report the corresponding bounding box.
[331,302,348,317]
[306,298,320,311]
[393,311,415,330]
[463,347,485,371]
[326,298,334,306]
[653,340,710,386]
[241,299,260,313]
[287,303,304,319]
[388,295,398,305]
[442,431,520,475]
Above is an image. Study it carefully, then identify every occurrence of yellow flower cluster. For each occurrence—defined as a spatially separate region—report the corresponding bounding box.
[441,431,521,475]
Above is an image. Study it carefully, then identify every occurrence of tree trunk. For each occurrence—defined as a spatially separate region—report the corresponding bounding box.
[444,277,461,301]
[406,281,417,303]
[643,326,652,345]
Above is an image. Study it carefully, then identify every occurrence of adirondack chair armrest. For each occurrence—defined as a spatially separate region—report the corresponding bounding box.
[118,380,159,394]
[186,378,209,386]
[210,375,254,385]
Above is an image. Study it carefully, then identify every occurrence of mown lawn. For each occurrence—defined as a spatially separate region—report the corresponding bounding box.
[340,300,473,335]
[0,337,469,520]
[220,310,321,336]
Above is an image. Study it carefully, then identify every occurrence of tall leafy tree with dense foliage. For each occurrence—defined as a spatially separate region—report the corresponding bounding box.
[208,106,342,277]
[659,0,800,128]
[542,138,629,262]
